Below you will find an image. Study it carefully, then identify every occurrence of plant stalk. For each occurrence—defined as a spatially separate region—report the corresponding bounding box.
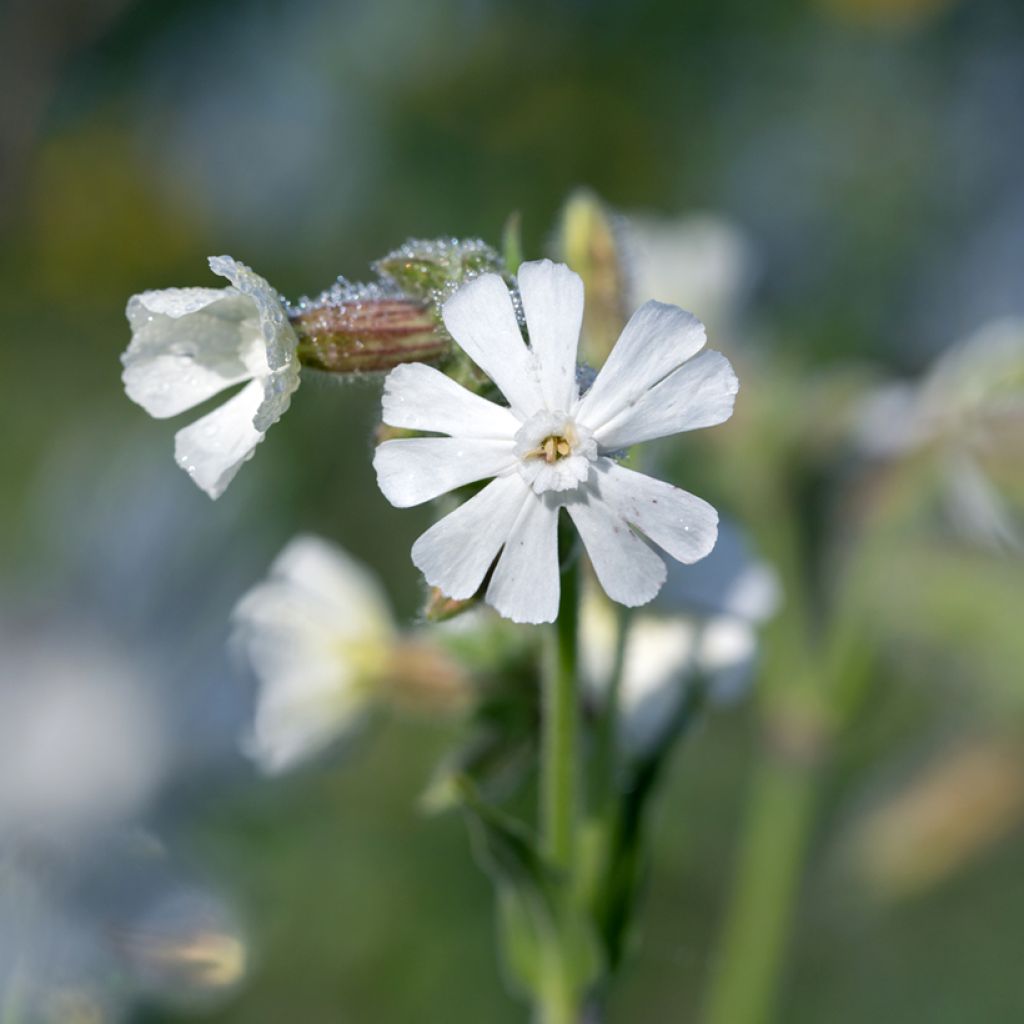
[537,560,581,1024]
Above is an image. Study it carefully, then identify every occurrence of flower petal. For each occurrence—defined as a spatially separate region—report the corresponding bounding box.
[381,362,519,439]
[174,379,266,499]
[485,492,561,623]
[576,300,706,432]
[373,437,516,508]
[122,288,261,418]
[209,255,296,372]
[594,349,738,450]
[518,259,583,412]
[241,534,394,638]
[441,273,543,417]
[593,462,719,565]
[565,488,667,607]
[208,256,301,432]
[412,474,531,599]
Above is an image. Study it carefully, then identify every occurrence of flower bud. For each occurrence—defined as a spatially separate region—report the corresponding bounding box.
[374,237,504,300]
[291,290,449,374]
[552,189,629,366]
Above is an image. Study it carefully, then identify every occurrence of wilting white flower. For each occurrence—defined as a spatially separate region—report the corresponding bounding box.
[232,535,396,774]
[121,256,300,499]
[373,259,739,624]
[582,521,781,756]
[855,316,1024,550]
[624,213,755,340]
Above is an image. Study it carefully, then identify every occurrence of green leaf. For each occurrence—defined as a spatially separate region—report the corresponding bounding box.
[454,778,602,1003]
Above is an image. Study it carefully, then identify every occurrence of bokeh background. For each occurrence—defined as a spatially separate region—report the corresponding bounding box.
[2,0,1023,1021]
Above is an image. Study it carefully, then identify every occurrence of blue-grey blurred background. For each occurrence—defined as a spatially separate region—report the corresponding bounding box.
[2,0,1023,1021]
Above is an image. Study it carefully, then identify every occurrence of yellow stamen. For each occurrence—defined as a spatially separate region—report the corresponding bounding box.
[525,434,573,463]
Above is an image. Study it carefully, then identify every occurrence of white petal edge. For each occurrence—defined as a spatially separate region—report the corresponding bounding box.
[518,259,583,412]
[174,379,266,499]
[576,300,707,432]
[565,487,667,607]
[381,362,519,439]
[373,437,516,508]
[208,255,302,432]
[594,349,738,450]
[412,474,532,599]
[441,273,543,418]
[485,491,561,624]
[593,461,719,565]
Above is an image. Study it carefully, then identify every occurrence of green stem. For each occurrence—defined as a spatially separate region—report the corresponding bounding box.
[537,560,581,1024]
[701,733,820,1024]
[543,562,580,873]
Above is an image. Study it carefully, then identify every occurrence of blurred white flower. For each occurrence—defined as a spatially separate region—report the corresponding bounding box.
[121,256,300,499]
[232,534,395,775]
[624,213,755,340]
[0,836,245,1024]
[854,316,1024,550]
[582,522,781,756]
[374,260,738,624]
[0,633,166,838]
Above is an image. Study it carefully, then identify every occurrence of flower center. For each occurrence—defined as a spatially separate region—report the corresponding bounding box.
[525,433,573,464]
[513,412,597,494]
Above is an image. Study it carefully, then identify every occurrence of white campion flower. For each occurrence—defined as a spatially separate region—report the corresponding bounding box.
[231,535,395,775]
[854,316,1024,551]
[121,256,300,499]
[373,259,739,624]
[581,521,781,756]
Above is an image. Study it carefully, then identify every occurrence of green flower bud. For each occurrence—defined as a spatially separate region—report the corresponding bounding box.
[552,189,629,366]
[374,238,504,301]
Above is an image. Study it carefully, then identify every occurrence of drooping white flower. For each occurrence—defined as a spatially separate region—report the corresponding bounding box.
[231,535,395,775]
[232,535,469,774]
[373,259,739,624]
[581,521,781,756]
[854,316,1024,551]
[121,256,300,499]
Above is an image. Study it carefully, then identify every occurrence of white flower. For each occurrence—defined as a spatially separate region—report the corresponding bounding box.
[231,535,395,775]
[373,259,739,624]
[121,256,300,499]
[581,521,781,756]
[854,316,1024,551]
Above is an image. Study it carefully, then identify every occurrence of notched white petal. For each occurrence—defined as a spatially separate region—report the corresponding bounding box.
[595,349,738,450]
[122,289,260,418]
[382,362,519,439]
[566,490,667,607]
[594,462,719,565]
[577,300,707,432]
[174,379,266,499]
[518,259,584,412]
[373,436,517,508]
[441,272,544,417]
[485,492,561,623]
[412,474,531,599]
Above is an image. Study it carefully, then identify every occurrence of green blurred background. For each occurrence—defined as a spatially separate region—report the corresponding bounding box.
[2,0,1023,1021]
